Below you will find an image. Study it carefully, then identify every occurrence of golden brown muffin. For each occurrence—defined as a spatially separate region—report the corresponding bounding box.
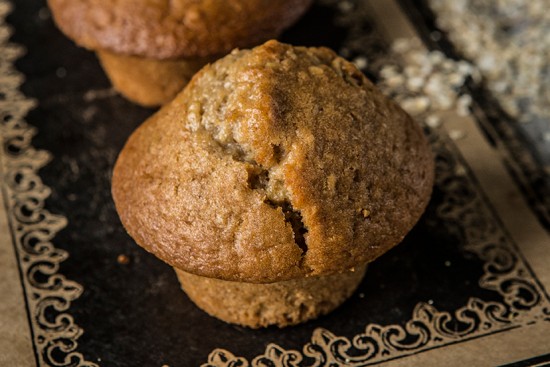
[47,0,313,106]
[112,40,434,327]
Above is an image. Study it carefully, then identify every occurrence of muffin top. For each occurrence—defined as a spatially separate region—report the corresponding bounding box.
[47,0,313,59]
[112,40,434,283]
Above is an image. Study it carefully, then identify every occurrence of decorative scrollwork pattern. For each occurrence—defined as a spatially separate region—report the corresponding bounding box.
[0,1,97,366]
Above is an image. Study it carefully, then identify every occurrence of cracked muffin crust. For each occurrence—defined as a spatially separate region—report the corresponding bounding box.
[112,40,434,283]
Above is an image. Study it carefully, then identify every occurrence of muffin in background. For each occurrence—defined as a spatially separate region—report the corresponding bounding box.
[47,0,313,107]
[111,40,434,327]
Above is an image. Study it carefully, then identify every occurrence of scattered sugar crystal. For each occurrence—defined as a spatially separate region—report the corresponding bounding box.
[400,96,430,114]
[455,165,467,176]
[406,76,424,91]
[449,129,466,140]
[457,95,472,116]
[352,56,368,70]
[377,38,476,132]
[428,0,550,161]
[425,115,442,128]
[385,74,405,88]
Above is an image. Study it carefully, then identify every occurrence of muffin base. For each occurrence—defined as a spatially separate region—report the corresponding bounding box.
[174,265,367,328]
[96,50,211,107]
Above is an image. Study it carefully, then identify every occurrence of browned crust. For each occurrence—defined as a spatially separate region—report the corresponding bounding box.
[47,0,313,59]
[111,41,435,283]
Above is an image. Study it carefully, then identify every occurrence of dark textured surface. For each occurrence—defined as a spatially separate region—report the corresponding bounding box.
[8,0,509,366]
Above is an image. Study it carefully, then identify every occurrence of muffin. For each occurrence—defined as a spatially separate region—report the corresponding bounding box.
[111,40,434,327]
[47,0,313,107]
